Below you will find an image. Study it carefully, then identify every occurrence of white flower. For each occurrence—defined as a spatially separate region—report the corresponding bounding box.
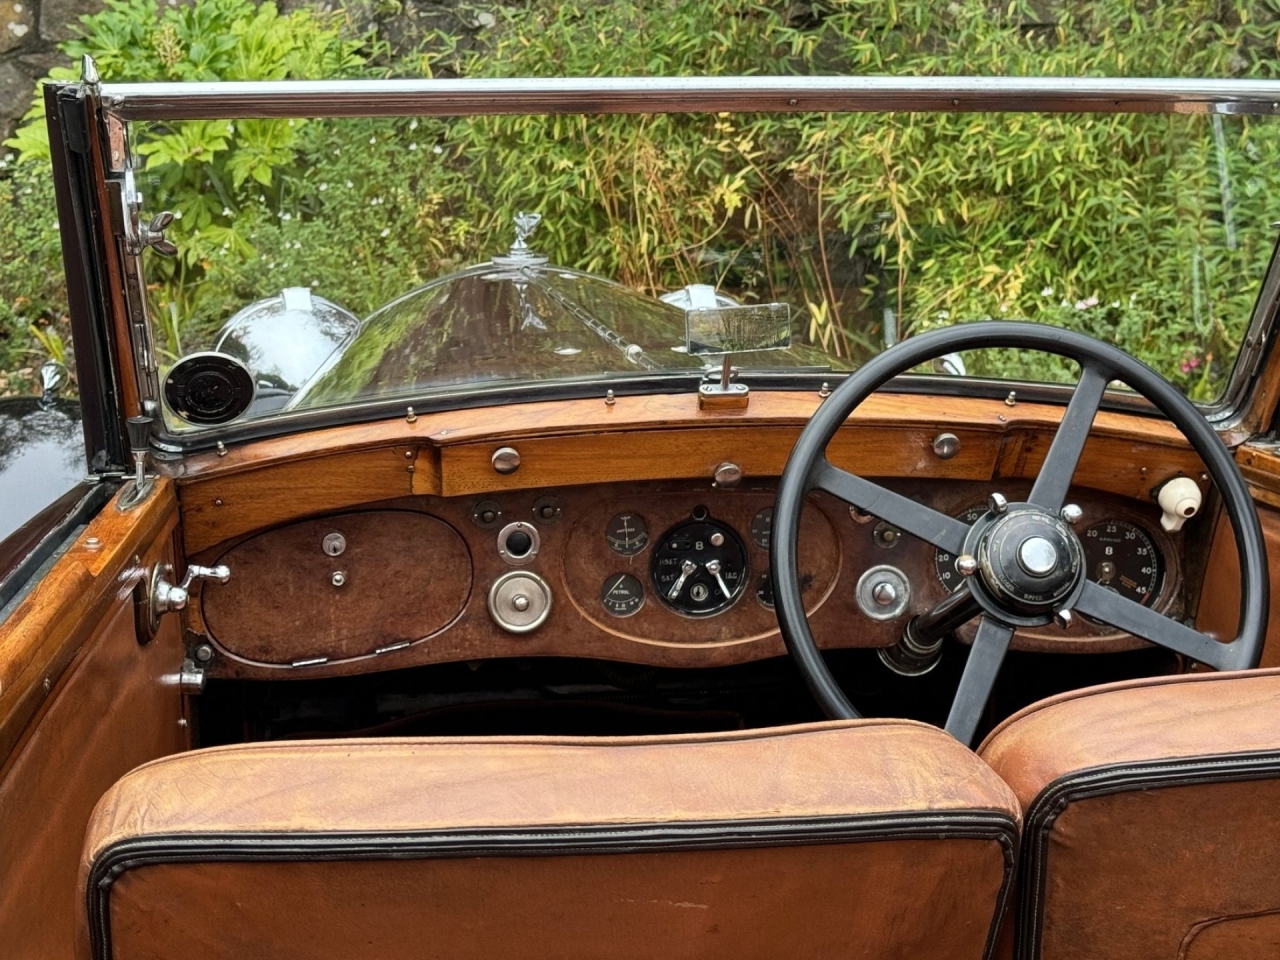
[432,145,443,155]
[345,180,353,188]
[221,207,232,216]
[409,143,417,151]
[936,310,949,320]
[1040,286,1053,297]
[281,212,292,221]
[172,210,182,219]
[409,119,419,131]
[999,303,1008,312]
[379,228,390,238]
[369,136,377,144]
[292,241,301,249]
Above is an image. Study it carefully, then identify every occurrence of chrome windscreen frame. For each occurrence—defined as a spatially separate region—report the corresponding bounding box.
[67,73,1280,455]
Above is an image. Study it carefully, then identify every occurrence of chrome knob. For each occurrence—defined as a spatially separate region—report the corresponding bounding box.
[872,582,898,606]
[931,433,960,460]
[1061,503,1083,525]
[988,492,1009,514]
[713,461,743,488]
[512,594,531,612]
[956,554,978,577]
[491,446,521,475]
[1054,608,1074,629]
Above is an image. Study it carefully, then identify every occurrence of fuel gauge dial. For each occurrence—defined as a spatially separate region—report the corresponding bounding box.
[601,573,645,617]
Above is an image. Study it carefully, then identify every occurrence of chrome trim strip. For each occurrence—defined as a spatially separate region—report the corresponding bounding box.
[99,76,1280,121]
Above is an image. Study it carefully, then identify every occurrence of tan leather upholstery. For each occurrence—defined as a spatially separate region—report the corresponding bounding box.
[979,668,1280,960]
[83,720,1019,960]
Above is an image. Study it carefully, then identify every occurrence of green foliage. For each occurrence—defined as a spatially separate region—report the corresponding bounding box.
[5,0,1280,402]
[0,157,66,394]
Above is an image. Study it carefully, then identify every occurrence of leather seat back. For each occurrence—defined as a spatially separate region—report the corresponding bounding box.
[980,669,1280,960]
[82,721,1019,960]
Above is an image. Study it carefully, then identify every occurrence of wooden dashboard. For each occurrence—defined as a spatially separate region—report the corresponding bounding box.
[170,389,1213,680]
[186,476,1187,680]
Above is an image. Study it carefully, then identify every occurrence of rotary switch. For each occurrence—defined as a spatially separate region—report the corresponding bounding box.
[488,571,552,634]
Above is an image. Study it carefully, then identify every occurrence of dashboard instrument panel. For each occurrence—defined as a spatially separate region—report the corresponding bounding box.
[190,477,1186,679]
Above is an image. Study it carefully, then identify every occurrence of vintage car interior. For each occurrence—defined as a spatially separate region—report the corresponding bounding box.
[5,72,1280,960]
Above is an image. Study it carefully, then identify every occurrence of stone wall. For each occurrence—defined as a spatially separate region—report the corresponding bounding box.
[1,0,101,141]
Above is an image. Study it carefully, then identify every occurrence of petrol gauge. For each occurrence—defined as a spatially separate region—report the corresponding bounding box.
[600,573,645,617]
[1081,520,1163,606]
[650,517,749,617]
[605,513,649,556]
[934,505,988,591]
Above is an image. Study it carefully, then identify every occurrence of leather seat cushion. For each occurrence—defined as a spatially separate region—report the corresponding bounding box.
[979,668,1280,960]
[82,720,1019,960]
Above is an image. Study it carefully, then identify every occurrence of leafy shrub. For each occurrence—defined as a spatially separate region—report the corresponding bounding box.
[4,0,1280,402]
[0,156,66,394]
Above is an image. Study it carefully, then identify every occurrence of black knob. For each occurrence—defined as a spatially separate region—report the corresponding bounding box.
[505,530,533,557]
[126,415,153,453]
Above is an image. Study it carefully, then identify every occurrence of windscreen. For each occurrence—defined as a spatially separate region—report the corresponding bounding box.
[129,107,1278,429]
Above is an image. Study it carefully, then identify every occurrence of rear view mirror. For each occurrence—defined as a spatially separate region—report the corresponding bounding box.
[685,303,792,356]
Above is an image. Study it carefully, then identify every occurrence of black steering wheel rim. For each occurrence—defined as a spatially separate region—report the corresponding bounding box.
[770,321,1268,745]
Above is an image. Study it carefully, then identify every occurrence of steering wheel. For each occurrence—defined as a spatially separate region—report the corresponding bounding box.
[770,322,1268,746]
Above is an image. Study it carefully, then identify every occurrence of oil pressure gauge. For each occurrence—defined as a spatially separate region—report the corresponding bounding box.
[606,513,649,556]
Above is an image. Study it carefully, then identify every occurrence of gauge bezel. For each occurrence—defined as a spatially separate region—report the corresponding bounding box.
[650,517,750,618]
[605,512,650,556]
[600,573,646,618]
[1079,518,1165,611]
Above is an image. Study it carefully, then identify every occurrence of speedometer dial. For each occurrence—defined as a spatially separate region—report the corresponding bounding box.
[934,505,987,592]
[1081,520,1163,606]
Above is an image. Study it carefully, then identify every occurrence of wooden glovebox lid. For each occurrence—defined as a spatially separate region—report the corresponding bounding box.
[202,510,471,666]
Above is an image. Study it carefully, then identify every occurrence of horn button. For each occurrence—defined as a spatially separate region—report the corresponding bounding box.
[976,508,1082,612]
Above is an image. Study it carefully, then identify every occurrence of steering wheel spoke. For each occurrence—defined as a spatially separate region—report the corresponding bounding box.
[1027,362,1111,511]
[1075,580,1242,671]
[944,617,1015,746]
[811,460,970,555]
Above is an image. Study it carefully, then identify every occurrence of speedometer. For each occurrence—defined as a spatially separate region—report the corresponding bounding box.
[934,505,987,592]
[1081,520,1163,606]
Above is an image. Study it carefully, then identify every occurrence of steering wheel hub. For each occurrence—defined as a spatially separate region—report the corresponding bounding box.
[975,507,1082,613]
